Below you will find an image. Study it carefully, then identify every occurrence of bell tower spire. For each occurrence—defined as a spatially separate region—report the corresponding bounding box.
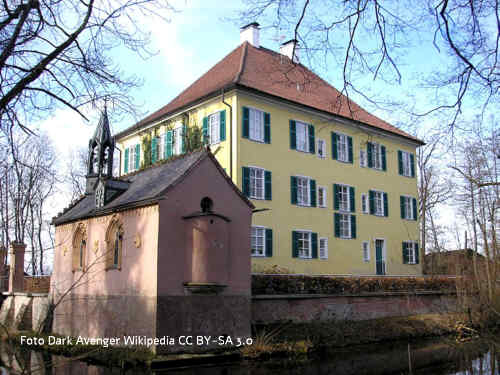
[86,105,115,193]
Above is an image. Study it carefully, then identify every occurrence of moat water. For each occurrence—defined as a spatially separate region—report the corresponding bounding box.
[0,337,498,374]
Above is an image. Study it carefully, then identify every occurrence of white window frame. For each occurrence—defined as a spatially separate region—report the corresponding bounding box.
[295,121,309,152]
[362,241,370,262]
[372,142,383,170]
[296,176,311,206]
[401,151,412,177]
[375,238,387,274]
[361,193,368,214]
[404,241,418,264]
[248,166,265,200]
[127,145,137,172]
[373,190,385,216]
[208,112,221,145]
[158,134,165,160]
[360,149,367,168]
[339,213,351,239]
[251,226,266,257]
[316,139,326,158]
[337,184,351,212]
[296,230,312,259]
[173,125,183,156]
[337,133,349,162]
[319,237,328,259]
[317,186,327,208]
[249,107,265,142]
[402,195,414,220]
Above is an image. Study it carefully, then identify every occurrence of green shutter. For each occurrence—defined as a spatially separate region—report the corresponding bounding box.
[331,132,338,160]
[202,117,209,144]
[402,242,409,264]
[410,154,415,177]
[400,196,406,219]
[398,150,403,175]
[166,130,173,158]
[242,107,249,138]
[290,120,296,150]
[311,233,318,258]
[151,137,158,163]
[220,110,226,142]
[412,198,418,220]
[348,136,353,163]
[350,215,356,239]
[381,145,387,171]
[182,124,187,153]
[349,186,355,213]
[264,170,272,200]
[383,192,389,217]
[308,124,315,153]
[415,242,419,264]
[265,229,273,257]
[124,148,129,173]
[369,190,375,214]
[310,179,316,207]
[334,213,340,238]
[291,176,298,204]
[367,142,373,168]
[333,184,339,210]
[242,167,250,197]
[264,112,271,143]
[292,231,299,258]
[135,144,140,169]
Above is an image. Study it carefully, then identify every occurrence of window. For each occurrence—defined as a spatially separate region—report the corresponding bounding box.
[317,139,326,158]
[361,194,368,214]
[106,219,123,270]
[338,185,350,212]
[249,167,264,199]
[367,142,386,170]
[372,143,382,169]
[401,196,417,220]
[362,241,370,262]
[72,224,87,271]
[334,184,354,212]
[173,126,183,155]
[374,191,384,216]
[251,227,265,256]
[403,241,419,264]
[124,144,140,173]
[399,150,414,177]
[319,238,328,259]
[249,108,264,142]
[297,177,310,206]
[297,231,311,258]
[296,121,309,152]
[334,213,356,239]
[318,186,327,207]
[338,134,349,162]
[208,112,220,145]
[360,150,367,167]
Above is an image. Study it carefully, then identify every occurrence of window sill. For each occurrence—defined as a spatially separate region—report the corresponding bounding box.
[250,196,265,200]
[296,203,311,207]
[251,254,266,258]
[336,159,351,164]
[248,137,267,144]
[340,236,353,240]
[298,257,313,260]
[318,205,327,208]
[105,266,121,271]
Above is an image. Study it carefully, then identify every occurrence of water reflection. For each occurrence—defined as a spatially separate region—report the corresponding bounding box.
[0,339,497,375]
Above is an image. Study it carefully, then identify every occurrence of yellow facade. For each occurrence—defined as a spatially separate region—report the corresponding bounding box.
[117,89,422,276]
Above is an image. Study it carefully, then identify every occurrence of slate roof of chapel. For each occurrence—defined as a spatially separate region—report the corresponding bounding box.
[116,42,423,144]
[52,149,253,226]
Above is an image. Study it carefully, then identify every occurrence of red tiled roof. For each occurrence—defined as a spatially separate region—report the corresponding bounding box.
[117,42,422,143]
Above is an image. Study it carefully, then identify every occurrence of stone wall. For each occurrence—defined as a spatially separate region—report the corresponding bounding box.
[252,292,458,323]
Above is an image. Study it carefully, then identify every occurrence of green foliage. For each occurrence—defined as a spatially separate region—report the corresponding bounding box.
[184,122,203,152]
[251,275,457,295]
[141,133,152,168]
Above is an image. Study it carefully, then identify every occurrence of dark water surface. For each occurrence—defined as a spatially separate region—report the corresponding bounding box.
[0,338,498,374]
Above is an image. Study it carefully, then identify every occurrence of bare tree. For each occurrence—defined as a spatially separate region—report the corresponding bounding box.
[0,0,175,134]
[236,0,500,130]
[66,146,89,201]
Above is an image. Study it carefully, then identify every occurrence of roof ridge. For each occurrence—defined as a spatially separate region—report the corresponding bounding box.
[233,41,248,83]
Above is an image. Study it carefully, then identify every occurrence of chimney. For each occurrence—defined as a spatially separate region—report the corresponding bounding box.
[280,39,299,63]
[240,22,260,48]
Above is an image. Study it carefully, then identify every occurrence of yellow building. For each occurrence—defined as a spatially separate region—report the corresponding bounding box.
[115,23,424,276]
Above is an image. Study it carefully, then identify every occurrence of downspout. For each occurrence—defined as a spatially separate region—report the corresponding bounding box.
[222,88,233,179]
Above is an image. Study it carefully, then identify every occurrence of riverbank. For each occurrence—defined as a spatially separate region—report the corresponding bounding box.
[3,312,498,368]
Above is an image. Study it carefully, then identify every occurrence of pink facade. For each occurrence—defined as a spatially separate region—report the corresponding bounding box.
[52,152,253,353]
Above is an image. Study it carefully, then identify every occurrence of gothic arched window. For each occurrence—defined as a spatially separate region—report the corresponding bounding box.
[72,224,87,272]
[105,218,123,270]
